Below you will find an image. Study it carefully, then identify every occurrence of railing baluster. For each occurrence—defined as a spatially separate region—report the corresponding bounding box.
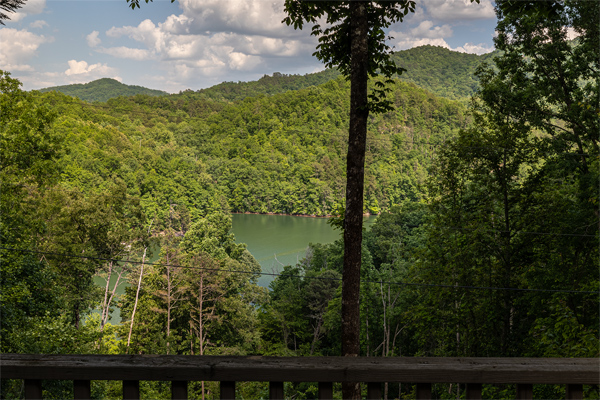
[220,381,236,400]
[318,382,333,400]
[24,379,42,400]
[74,380,91,399]
[171,380,188,400]
[123,380,140,400]
[416,382,431,400]
[566,384,583,400]
[516,383,533,400]
[465,383,482,400]
[367,382,381,399]
[269,381,284,399]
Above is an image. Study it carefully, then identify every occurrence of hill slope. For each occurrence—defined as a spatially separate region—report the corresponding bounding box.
[176,45,497,103]
[39,78,168,102]
[38,45,496,103]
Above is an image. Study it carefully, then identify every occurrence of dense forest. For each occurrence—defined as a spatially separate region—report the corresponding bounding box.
[1,2,599,397]
[40,45,495,104]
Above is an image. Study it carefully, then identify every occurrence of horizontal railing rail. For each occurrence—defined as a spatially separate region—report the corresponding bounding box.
[2,354,598,399]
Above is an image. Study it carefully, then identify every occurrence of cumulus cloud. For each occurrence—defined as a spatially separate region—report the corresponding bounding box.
[87,31,101,48]
[454,42,494,54]
[102,7,317,89]
[64,59,120,83]
[391,19,493,55]
[0,27,50,71]
[175,0,293,37]
[98,46,153,61]
[409,21,453,39]
[29,20,48,29]
[8,0,46,23]
[426,0,495,21]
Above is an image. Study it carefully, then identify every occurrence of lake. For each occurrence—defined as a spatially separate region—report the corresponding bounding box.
[97,213,377,323]
[232,213,377,286]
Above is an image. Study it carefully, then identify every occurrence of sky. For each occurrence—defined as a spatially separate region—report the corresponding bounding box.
[0,0,498,93]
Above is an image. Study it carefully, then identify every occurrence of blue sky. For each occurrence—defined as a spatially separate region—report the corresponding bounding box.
[1,0,498,93]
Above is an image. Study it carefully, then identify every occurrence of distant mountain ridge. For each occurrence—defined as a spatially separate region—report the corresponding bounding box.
[38,45,497,103]
[175,45,497,103]
[39,78,168,102]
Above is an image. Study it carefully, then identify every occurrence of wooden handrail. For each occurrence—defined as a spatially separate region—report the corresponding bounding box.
[2,354,598,399]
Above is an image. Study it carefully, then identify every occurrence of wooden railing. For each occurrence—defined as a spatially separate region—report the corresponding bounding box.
[1,354,598,399]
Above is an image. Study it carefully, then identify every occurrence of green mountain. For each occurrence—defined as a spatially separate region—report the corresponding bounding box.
[40,46,497,104]
[39,78,168,102]
[176,45,498,103]
[391,45,497,101]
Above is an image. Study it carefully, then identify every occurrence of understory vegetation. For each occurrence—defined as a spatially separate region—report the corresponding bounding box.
[1,4,598,397]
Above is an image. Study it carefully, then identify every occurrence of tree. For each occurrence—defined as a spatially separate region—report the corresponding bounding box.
[0,0,25,24]
[282,2,414,397]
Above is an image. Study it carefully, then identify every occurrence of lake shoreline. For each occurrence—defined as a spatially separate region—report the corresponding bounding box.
[231,211,375,218]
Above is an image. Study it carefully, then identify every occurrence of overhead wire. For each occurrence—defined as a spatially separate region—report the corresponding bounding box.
[1,247,597,295]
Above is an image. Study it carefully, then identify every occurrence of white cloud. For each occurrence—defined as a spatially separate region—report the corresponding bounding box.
[8,0,46,23]
[98,46,153,61]
[64,59,120,83]
[29,20,48,29]
[0,27,50,72]
[228,52,261,71]
[410,21,453,39]
[426,0,495,21]
[454,42,494,55]
[87,31,101,48]
[176,0,293,37]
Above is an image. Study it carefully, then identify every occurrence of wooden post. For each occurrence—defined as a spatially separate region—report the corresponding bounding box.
[171,381,187,400]
[465,383,482,400]
[269,381,284,400]
[318,382,333,400]
[367,382,382,400]
[123,380,140,400]
[220,381,235,400]
[24,379,42,400]
[74,380,91,399]
[416,382,431,400]
[516,383,533,400]
[566,384,583,400]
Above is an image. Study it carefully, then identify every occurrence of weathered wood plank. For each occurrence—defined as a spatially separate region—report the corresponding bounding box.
[171,380,187,400]
[123,380,140,400]
[269,381,284,399]
[24,379,42,400]
[74,379,91,399]
[220,380,235,400]
[2,355,598,385]
[516,383,533,400]
[318,381,333,400]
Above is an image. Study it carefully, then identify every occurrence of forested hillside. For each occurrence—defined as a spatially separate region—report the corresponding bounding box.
[40,46,495,104]
[1,3,598,397]
[39,78,168,102]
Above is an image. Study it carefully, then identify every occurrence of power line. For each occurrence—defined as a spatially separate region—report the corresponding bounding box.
[2,247,597,295]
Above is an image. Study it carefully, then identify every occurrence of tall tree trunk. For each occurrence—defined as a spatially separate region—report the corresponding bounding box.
[342,2,369,399]
[127,247,147,351]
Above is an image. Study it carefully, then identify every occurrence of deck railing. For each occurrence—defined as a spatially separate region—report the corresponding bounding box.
[1,354,598,399]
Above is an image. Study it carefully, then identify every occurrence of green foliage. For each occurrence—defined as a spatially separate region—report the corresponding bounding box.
[39,78,168,102]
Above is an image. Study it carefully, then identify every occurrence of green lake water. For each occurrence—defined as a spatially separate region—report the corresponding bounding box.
[232,213,376,287]
[97,213,377,323]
